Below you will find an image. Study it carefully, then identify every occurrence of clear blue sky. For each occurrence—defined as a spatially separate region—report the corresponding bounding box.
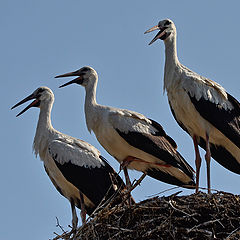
[2,1,240,239]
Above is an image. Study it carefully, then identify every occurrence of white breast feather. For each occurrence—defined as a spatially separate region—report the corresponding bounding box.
[48,138,104,168]
[108,109,156,135]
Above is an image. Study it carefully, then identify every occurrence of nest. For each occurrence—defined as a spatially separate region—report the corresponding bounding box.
[53,191,240,240]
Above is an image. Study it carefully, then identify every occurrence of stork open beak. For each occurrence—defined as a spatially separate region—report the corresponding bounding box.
[144,25,159,34]
[55,71,83,88]
[144,25,167,45]
[11,93,40,117]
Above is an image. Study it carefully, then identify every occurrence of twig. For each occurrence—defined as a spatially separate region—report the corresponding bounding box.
[169,199,192,217]
[226,227,240,240]
[129,173,147,192]
[105,225,134,232]
[147,186,180,198]
[187,219,221,233]
[55,217,66,233]
[121,173,147,202]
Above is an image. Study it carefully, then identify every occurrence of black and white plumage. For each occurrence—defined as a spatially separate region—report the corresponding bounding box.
[55,67,195,190]
[145,19,240,193]
[11,86,128,230]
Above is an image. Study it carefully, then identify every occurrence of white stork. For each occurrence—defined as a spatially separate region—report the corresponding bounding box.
[11,86,128,232]
[55,66,196,191]
[145,19,240,193]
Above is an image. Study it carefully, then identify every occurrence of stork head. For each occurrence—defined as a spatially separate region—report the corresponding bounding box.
[11,86,54,117]
[55,66,97,89]
[144,19,176,45]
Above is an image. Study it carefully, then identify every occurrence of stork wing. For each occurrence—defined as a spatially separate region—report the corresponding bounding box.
[181,71,240,147]
[48,138,103,168]
[108,108,152,132]
[48,139,125,206]
[188,92,240,149]
[109,111,194,178]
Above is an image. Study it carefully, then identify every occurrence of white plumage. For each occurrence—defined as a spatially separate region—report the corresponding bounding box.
[48,139,104,168]
[145,19,240,193]
[56,67,196,190]
[180,67,232,110]
[12,86,127,231]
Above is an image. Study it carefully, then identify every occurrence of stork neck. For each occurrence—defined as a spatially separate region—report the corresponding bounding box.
[163,34,180,92]
[164,35,179,67]
[85,80,97,107]
[34,101,54,157]
[84,79,99,132]
[37,103,53,132]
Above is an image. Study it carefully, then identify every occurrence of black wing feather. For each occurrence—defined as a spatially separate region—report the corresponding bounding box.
[169,97,240,174]
[198,137,240,174]
[52,155,125,211]
[149,118,177,149]
[146,168,195,188]
[188,93,240,148]
[115,119,194,180]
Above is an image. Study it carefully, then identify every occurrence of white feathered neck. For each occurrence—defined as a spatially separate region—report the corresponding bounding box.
[33,97,55,159]
[84,73,101,133]
[163,28,181,92]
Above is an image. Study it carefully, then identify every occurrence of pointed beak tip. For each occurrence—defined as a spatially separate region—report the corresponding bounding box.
[58,82,70,88]
[12,95,39,117]
[144,29,153,34]
[11,104,18,110]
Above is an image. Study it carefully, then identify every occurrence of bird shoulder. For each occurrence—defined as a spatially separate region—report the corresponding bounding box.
[181,71,233,111]
[48,139,104,168]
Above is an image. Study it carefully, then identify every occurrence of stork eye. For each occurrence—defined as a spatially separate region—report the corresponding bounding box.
[37,88,45,94]
[164,20,171,26]
[81,67,89,72]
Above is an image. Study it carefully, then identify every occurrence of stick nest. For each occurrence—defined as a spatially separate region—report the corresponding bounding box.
[54,191,240,240]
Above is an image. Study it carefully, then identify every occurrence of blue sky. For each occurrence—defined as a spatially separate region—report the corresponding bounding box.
[2,1,240,239]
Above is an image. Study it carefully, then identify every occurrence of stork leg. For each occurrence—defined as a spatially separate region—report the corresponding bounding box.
[123,166,134,206]
[120,157,134,206]
[120,158,132,190]
[79,192,87,224]
[193,135,202,193]
[123,166,132,190]
[205,133,211,194]
[70,198,78,237]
